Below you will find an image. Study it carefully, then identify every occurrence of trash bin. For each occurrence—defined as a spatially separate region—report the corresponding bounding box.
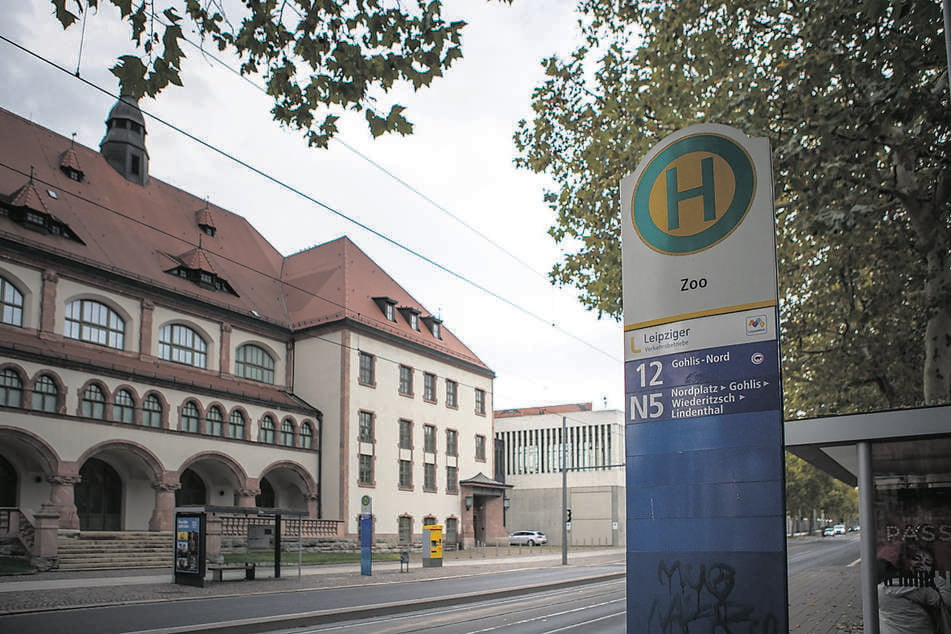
[422,524,443,568]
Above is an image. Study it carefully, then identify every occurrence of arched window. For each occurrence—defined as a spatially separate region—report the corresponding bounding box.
[158,324,207,368]
[280,419,295,446]
[32,375,58,412]
[0,277,24,327]
[259,416,275,444]
[234,344,275,384]
[229,410,246,440]
[142,394,163,428]
[80,384,106,419]
[0,368,23,407]
[181,401,200,433]
[65,299,125,349]
[207,406,224,436]
[299,422,313,449]
[113,389,135,423]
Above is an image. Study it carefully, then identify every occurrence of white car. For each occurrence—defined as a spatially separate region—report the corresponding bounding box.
[823,526,836,537]
[508,530,548,546]
[833,524,846,535]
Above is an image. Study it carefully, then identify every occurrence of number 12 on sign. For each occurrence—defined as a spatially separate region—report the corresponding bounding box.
[630,360,664,422]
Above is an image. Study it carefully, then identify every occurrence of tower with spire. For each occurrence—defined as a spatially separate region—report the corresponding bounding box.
[99,94,149,185]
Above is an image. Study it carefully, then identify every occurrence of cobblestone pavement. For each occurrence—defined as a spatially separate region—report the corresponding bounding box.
[0,547,865,631]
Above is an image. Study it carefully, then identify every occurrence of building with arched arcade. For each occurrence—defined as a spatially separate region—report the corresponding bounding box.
[0,97,501,560]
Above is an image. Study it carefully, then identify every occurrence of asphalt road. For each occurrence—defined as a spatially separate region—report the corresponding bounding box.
[0,536,861,634]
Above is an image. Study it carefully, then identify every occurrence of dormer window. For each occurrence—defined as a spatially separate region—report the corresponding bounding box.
[372,297,399,322]
[3,181,84,244]
[398,306,421,331]
[166,247,238,296]
[422,315,442,340]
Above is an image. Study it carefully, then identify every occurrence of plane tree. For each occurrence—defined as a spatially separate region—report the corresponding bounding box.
[515,0,951,414]
[51,0,510,147]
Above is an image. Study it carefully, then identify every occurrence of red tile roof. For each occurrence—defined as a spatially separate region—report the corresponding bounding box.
[9,179,50,214]
[0,107,491,375]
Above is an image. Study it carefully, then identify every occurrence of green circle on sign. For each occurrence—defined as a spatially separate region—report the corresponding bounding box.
[361,495,370,506]
[632,133,755,255]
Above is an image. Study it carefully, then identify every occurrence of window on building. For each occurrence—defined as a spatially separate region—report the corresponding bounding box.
[423,372,436,402]
[446,517,458,545]
[446,466,458,493]
[424,424,436,453]
[300,422,313,449]
[143,394,163,428]
[475,388,486,415]
[358,454,374,485]
[399,365,413,396]
[0,368,23,408]
[423,515,437,528]
[399,419,413,450]
[399,459,413,488]
[475,434,486,461]
[181,401,200,433]
[32,375,58,412]
[235,344,275,384]
[398,516,412,544]
[0,277,24,327]
[358,411,374,443]
[207,406,224,436]
[259,416,275,443]
[158,324,207,368]
[446,379,458,408]
[446,429,458,457]
[228,410,246,439]
[424,463,437,491]
[280,419,295,446]
[358,351,375,385]
[113,389,135,423]
[65,299,125,349]
[80,383,105,419]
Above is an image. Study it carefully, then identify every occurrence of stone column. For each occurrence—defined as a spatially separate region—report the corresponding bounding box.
[40,270,58,336]
[140,299,154,357]
[47,473,80,530]
[219,323,232,376]
[31,505,61,569]
[237,486,260,509]
[307,493,319,520]
[149,479,180,532]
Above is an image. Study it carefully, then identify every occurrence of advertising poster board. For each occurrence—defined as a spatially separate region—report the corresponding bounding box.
[174,512,205,587]
[621,125,787,631]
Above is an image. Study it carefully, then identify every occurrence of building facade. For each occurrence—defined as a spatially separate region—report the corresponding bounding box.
[0,98,501,550]
[495,403,626,546]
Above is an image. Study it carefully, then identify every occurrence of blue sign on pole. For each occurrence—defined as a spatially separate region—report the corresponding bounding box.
[621,125,787,632]
[359,513,372,576]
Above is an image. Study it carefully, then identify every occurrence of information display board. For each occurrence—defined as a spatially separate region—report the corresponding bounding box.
[621,125,787,631]
[173,512,205,587]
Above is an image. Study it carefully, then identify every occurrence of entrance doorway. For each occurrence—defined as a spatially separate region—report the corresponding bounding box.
[75,457,122,530]
[0,454,17,506]
[176,469,207,506]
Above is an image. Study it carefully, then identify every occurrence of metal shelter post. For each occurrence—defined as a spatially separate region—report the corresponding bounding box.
[858,441,879,634]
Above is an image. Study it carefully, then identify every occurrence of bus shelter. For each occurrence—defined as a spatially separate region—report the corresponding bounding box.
[174,505,308,587]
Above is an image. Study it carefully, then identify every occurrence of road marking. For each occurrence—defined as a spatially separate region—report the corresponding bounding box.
[848,558,862,567]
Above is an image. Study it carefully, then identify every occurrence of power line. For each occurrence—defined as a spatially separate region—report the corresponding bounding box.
[0,32,621,366]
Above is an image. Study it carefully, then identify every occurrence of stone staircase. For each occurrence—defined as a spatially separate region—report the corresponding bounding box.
[57,531,173,570]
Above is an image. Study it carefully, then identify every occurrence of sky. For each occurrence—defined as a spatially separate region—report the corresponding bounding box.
[0,0,625,412]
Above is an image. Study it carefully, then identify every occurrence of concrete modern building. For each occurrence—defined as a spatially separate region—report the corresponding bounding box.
[494,403,625,546]
[0,97,502,559]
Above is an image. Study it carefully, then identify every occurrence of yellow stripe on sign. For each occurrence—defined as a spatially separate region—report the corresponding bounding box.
[624,300,777,331]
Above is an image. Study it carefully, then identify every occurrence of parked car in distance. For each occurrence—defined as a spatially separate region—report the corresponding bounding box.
[823,526,836,537]
[509,530,548,546]
[833,524,846,535]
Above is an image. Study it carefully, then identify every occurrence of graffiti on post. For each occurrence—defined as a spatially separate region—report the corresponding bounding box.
[646,559,779,634]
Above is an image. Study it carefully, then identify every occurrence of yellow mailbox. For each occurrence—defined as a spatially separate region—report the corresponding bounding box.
[422,524,443,567]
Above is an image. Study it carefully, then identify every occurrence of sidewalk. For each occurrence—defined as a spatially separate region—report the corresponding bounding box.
[0,547,864,631]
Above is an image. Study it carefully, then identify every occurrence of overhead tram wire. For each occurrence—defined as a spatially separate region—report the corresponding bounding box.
[0,33,620,365]
[156,11,553,282]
